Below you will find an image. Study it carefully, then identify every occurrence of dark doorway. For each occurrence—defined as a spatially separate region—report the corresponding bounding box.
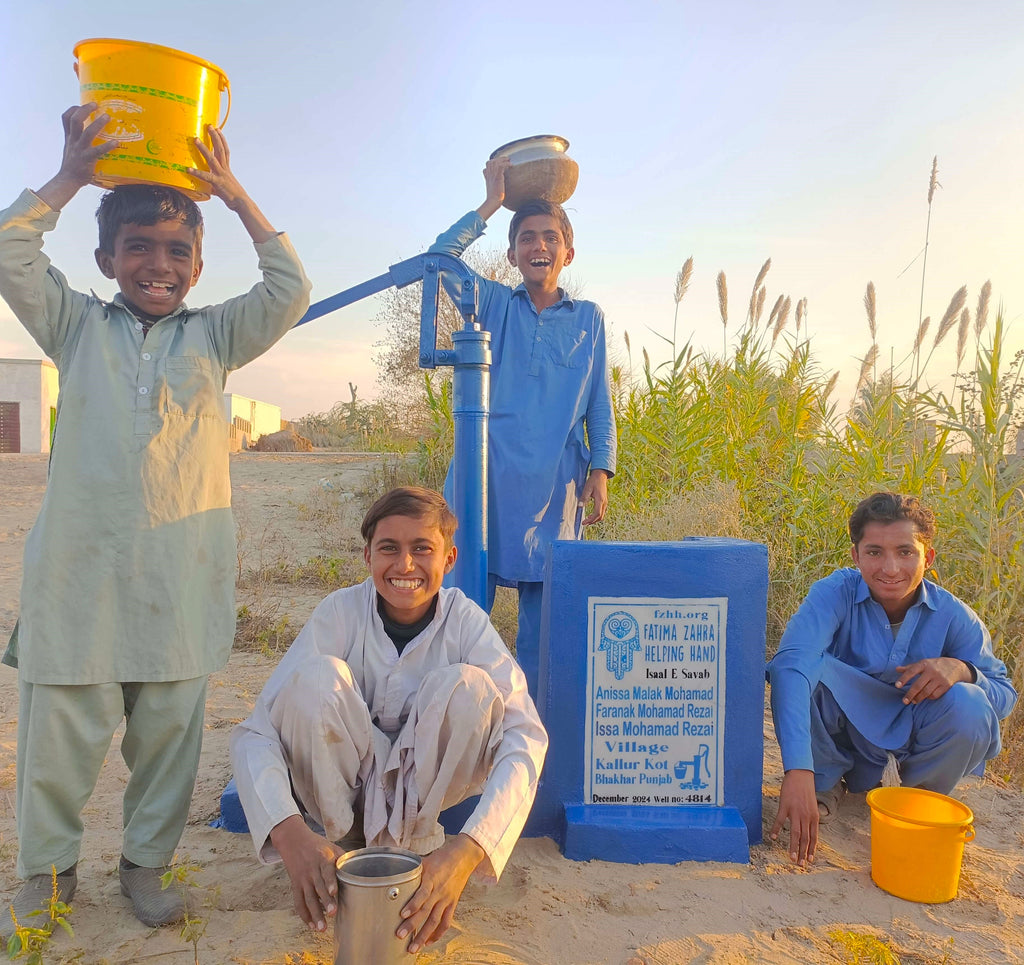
[0,401,21,453]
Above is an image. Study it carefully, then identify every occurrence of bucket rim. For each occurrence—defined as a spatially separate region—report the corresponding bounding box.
[335,846,422,886]
[73,38,229,84]
[866,786,974,829]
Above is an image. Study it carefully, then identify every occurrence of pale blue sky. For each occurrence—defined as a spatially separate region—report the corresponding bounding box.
[2,1,1023,419]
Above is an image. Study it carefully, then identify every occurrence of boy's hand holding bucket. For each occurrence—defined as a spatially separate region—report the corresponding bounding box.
[188,126,277,243]
[36,104,121,211]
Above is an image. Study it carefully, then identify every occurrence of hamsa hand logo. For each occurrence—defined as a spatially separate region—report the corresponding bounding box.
[599,611,641,680]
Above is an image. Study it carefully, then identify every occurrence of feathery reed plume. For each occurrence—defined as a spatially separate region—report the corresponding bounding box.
[717,271,728,358]
[914,316,931,352]
[767,294,784,334]
[915,157,940,382]
[795,297,806,337]
[752,257,771,295]
[674,257,694,304]
[854,344,880,399]
[642,347,650,371]
[863,282,877,342]
[956,307,970,370]
[670,256,694,364]
[933,285,967,348]
[771,296,791,345]
[823,371,839,399]
[623,331,631,354]
[755,286,766,324]
[975,280,991,337]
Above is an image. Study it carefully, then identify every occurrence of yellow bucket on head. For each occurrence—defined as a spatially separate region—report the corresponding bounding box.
[73,38,230,201]
[865,786,974,903]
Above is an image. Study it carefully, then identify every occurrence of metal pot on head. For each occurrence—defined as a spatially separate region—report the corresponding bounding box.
[490,135,579,211]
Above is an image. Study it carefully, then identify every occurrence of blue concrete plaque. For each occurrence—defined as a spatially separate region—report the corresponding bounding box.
[526,538,767,864]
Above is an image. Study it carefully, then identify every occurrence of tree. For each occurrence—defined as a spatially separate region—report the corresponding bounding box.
[372,246,522,397]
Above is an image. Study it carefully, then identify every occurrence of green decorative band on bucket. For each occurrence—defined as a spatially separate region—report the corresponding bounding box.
[102,153,192,175]
[82,82,197,107]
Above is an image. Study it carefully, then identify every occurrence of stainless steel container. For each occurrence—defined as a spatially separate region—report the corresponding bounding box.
[334,847,423,965]
[489,134,579,211]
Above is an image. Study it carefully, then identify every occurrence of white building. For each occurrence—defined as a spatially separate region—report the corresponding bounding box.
[0,358,59,454]
[223,393,282,449]
[0,360,281,454]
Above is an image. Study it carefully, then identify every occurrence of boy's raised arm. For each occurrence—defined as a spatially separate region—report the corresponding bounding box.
[35,104,119,211]
[188,127,277,244]
[475,156,510,222]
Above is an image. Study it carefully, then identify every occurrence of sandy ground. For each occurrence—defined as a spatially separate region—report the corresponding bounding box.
[0,451,1022,965]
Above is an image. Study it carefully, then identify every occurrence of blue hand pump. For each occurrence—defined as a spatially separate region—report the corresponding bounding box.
[292,255,490,608]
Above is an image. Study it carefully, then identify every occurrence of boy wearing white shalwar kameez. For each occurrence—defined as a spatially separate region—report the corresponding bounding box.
[230,487,548,955]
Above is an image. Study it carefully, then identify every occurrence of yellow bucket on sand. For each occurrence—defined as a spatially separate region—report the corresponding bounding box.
[73,38,230,201]
[865,786,975,903]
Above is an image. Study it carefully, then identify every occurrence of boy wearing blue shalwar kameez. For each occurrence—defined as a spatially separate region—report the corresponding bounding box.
[768,492,1016,866]
[429,157,617,695]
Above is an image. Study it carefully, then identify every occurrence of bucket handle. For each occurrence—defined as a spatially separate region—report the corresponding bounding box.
[963,824,975,842]
[218,74,231,130]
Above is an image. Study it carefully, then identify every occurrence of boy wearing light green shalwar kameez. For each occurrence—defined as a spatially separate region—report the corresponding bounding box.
[0,105,311,931]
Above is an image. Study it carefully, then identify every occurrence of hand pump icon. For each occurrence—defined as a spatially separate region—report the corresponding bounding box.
[675,744,711,789]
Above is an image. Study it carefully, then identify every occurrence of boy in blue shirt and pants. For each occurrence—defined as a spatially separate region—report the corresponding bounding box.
[769,492,1016,867]
[429,157,617,696]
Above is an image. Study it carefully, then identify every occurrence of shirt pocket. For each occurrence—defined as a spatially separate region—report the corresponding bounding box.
[542,324,589,368]
[161,356,224,421]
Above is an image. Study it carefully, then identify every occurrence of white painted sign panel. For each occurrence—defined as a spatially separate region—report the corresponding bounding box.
[585,597,727,806]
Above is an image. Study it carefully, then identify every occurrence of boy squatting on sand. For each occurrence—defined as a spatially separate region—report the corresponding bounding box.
[428,156,617,698]
[769,492,1017,866]
[230,487,548,954]
[0,104,310,931]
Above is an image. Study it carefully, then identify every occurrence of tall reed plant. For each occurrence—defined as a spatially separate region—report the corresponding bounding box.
[609,264,1023,777]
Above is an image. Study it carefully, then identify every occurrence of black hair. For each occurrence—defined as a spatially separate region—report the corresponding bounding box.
[361,487,458,549]
[96,184,204,255]
[508,199,574,250]
[848,492,937,546]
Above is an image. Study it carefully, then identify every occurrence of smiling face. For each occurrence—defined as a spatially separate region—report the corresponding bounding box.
[851,520,935,621]
[95,219,203,322]
[507,214,574,293]
[363,513,457,625]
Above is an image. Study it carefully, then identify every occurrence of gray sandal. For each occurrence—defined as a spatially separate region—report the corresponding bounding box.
[1,865,77,942]
[816,781,846,824]
[118,857,184,927]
